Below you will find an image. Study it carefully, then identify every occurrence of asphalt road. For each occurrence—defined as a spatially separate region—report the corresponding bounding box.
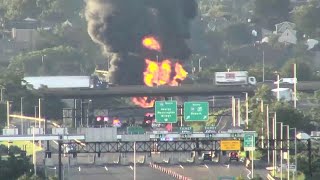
[64,166,175,180]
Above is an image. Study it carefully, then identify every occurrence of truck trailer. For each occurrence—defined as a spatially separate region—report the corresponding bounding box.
[23,75,108,90]
[214,71,256,86]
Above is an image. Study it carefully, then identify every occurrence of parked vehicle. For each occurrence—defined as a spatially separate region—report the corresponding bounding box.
[23,75,108,90]
[215,71,256,86]
[274,78,297,85]
[229,151,239,162]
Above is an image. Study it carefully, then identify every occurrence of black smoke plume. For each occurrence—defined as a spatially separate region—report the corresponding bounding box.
[85,0,197,85]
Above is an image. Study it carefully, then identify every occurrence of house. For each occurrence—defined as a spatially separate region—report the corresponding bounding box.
[278,29,297,45]
[275,21,296,34]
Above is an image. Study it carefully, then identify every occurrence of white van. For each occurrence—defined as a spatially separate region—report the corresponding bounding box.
[274,78,297,85]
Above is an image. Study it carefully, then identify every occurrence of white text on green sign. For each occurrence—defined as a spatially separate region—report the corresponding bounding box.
[155,101,177,123]
[184,102,209,121]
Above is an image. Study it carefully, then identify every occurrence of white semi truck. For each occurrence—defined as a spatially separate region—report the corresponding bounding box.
[214,71,256,86]
[23,75,108,90]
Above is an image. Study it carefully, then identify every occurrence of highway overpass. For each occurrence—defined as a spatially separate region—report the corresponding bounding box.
[37,82,320,99]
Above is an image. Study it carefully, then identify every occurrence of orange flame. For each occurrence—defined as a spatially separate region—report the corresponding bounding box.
[142,36,161,51]
[132,36,188,108]
[132,97,155,108]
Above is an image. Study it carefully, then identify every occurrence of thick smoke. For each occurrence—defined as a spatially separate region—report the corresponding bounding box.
[85,0,197,85]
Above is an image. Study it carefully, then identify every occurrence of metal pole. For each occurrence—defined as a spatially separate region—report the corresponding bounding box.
[33,126,37,176]
[21,97,24,135]
[291,128,297,180]
[285,125,290,180]
[156,55,159,88]
[261,100,264,149]
[293,63,297,108]
[251,149,254,179]
[262,50,265,82]
[237,98,241,127]
[277,74,280,101]
[267,105,270,164]
[58,137,62,180]
[180,105,183,127]
[134,141,136,180]
[232,96,235,127]
[6,101,10,128]
[280,122,283,180]
[0,88,3,102]
[245,93,249,129]
[38,99,42,147]
[273,113,277,177]
[198,58,201,72]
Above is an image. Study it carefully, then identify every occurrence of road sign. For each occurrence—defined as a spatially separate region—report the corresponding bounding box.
[155,101,177,123]
[218,176,235,180]
[204,126,216,133]
[244,133,256,151]
[127,126,145,134]
[184,102,209,121]
[220,140,241,151]
[179,126,193,134]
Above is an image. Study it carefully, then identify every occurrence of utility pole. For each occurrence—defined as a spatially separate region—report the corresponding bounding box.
[245,93,249,129]
[232,96,235,127]
[293,63,297,108]
[266,105,270,164]
[21,97,24,135]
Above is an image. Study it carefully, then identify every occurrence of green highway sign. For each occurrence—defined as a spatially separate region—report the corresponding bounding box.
[127,126,145,134]
[204,126,216,133]
[179,126,193,134]
[155,101,177,123]
[184,102,209,121]
[218,176,235,180]
[244,133,256,151]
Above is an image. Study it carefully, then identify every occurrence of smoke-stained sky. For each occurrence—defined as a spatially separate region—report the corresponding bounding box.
[85,0,197,85]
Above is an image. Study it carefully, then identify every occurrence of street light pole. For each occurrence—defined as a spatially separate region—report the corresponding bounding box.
[21,97,24,135]
[266,105,270,164]
[277,73,280,101]
[6,101,10,128]
[293,63,297,108]
[278,122,283,180]
[237,98,241,127]
[262,50,265,82]
[232,96,236,127]
[245,93,249,129]
[273,113,277,177]
[284,125,290,180]
[134,141,136,180]
[290,128,297,180]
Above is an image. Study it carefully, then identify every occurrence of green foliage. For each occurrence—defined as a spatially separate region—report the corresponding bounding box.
[254,0,290,27]
[281,58,313,81]
[223,23,252,46]
[292,0,320,38]
[0,0,84,22]
[0,153,33,180]
[9,46,89,76]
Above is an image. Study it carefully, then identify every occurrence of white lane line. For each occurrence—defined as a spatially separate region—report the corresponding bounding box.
[246,168,252,179]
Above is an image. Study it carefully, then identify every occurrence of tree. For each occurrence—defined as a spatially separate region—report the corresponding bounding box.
[281,58,313,81]
[223,23,252,47]
[9,46,89,76]
[0,0,41,21]
[254,0,290,28]
[292,0,320,38]
[0,153,33,180]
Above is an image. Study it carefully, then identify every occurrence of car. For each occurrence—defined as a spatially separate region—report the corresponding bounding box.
[229,152,239,162]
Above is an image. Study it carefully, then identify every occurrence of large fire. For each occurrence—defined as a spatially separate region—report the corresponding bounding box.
[132,36,188,108]
[142,36,161,51]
